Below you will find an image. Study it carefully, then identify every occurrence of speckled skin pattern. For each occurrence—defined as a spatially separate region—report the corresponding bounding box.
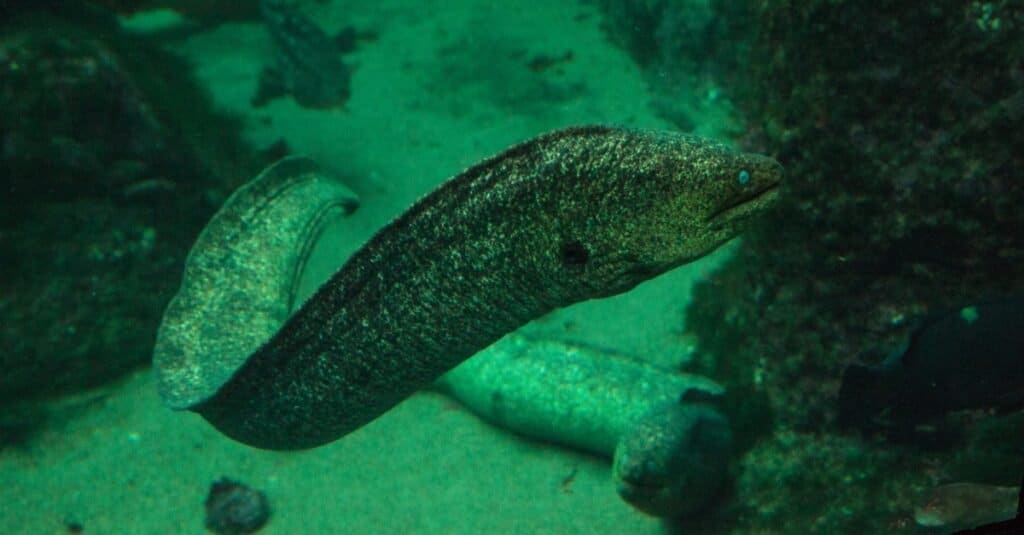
[613,401,733,517]
[437,334,731,517]
[153,157,359,409]
[191,126,782,449]
[436,334,723,456]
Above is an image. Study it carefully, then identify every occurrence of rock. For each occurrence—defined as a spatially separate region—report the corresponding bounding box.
[204,478,271,535]
[0,10,262,409]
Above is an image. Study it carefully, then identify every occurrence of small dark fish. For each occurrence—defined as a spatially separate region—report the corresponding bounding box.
[253,0,353,109]
[838,298,1024,428]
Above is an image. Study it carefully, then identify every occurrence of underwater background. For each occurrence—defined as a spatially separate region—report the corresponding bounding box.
[1,0,1022,533]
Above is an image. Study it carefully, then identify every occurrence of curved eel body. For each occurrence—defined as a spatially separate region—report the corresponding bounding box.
[437,334,732,517]
[154,157,358,409]
[155,125,782,450]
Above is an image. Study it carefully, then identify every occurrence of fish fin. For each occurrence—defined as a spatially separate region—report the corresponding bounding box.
[837,364,892,428]
[251,66,286,108]
[890,309,945,368]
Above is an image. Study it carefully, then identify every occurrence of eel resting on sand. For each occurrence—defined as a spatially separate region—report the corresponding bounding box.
[153,125,782,452]
[437,335,733,517]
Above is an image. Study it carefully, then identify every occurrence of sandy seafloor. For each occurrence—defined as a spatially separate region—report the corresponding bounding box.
[1,1,745,533]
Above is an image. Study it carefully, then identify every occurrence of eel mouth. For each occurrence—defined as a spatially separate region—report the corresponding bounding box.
[617,481,666,502]
[615,473,669,500]
[707,182,781,223]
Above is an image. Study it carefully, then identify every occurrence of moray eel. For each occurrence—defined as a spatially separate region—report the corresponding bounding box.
[614,394,732,517]
[154,125,782,450]
[253,0,353,108]
[154,157,358,409]
[436,335,732,517]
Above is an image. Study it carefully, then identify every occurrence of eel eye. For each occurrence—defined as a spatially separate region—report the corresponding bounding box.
[737,170,751,186]
[560,240,589,269]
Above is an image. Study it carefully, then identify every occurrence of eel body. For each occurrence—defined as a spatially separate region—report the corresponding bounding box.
[253,0,352,108]
[435,334,722,456]
[155,125,782,450]
[436,334,732,517]
[154,157,358,409]
[613,398,732,516]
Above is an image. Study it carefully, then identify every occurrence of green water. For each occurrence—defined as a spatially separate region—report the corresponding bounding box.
[2,1,1021,534]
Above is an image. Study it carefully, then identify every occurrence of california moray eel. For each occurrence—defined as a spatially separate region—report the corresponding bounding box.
[154,157,358,411]
[154,125,782,450]
[614,397,732,517]
[436,335,733,516]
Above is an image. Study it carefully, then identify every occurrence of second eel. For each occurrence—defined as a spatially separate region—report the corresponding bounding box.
[436,334,733,517]
[154,125,782,450]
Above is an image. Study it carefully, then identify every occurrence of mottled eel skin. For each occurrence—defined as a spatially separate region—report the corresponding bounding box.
[436,335,725,458]
[155,157,358,410]
[437,334,732,516]
[163,126,782,450]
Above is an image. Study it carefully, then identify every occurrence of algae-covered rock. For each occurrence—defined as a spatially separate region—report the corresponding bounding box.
[0,8,263,410]
[594,0,1024,532]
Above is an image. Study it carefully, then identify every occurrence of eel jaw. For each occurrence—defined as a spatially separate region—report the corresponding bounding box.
[615,478,672,517]
[707,182,781,224]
